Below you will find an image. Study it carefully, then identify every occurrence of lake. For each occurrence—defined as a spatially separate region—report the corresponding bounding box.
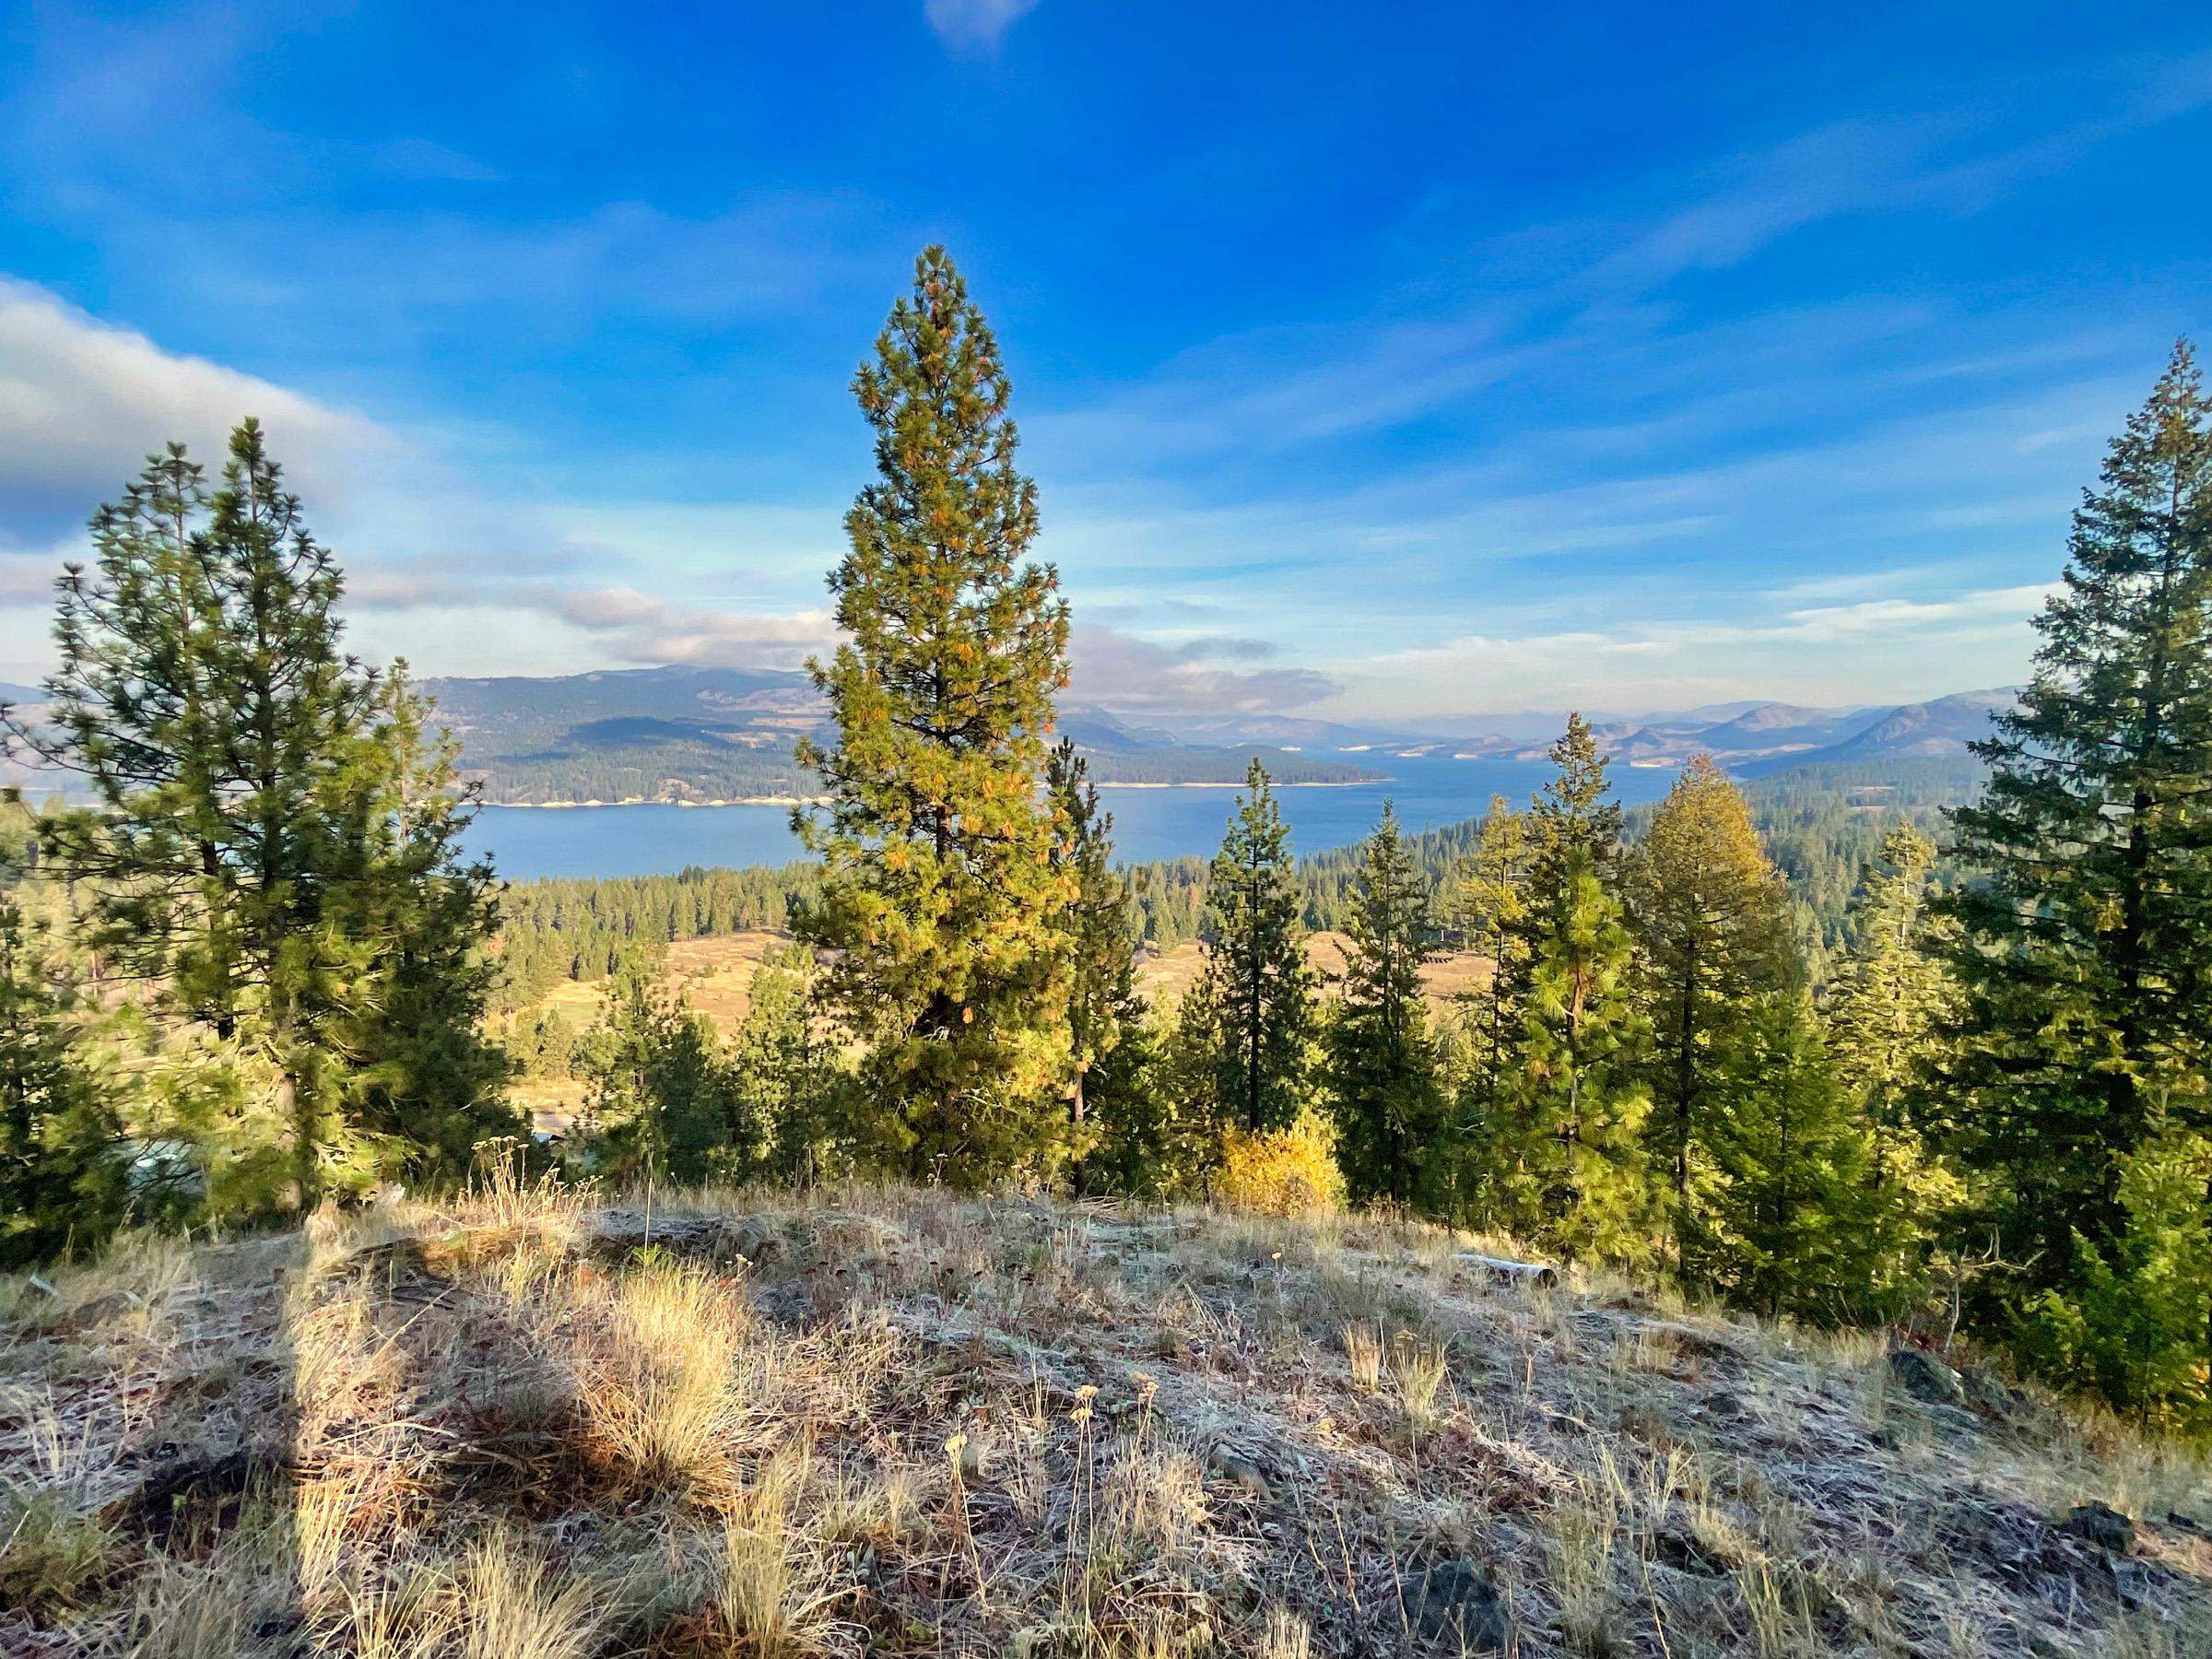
[462,752,1685,882]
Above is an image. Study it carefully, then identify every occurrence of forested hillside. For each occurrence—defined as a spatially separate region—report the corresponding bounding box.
[488,751,1985,1005]
[419,665,1379,801]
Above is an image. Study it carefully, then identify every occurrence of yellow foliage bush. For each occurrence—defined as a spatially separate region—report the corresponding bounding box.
[1215,1113,1346,1218]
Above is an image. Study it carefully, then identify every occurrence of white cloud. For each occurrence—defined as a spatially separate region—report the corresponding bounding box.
[1331,583,2053,718]
[1070,624,1334,714]
[924,0,1038,55]
[346,568,839,671]
[0,276,403,514]
[540,587,838,667]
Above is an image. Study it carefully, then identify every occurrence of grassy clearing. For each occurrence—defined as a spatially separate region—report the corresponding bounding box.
[0,1180,2206,1655]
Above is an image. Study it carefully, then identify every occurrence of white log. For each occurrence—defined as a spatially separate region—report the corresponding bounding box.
[1458,1253,1558,1288]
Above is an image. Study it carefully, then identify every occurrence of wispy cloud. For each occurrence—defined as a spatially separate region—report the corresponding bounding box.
[348,567,837,669]
[1335,583,2053,717]
[924,0,1039,56]
[1070,623,1335,714]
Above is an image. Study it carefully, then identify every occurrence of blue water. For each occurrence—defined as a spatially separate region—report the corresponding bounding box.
[461,753,1685,882]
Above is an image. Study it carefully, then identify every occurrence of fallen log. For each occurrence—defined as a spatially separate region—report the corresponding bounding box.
[1458,1253,1559,1289]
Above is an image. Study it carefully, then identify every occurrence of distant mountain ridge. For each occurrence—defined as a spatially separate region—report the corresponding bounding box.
[1156,689,2017,775]
[411,666,2017,806]
[0,665,2016,806]
[417,665,1383,804]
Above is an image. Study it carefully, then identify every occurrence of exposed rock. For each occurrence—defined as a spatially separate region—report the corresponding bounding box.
[1955,1362,2019,1418]
[1206,1442,1270,1497]
[1888,1346,1968,1408]
[1399,1558,1509,1654]
[2059,1501,2136,1556]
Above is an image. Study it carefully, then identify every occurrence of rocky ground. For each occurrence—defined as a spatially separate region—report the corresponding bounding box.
[1,1178,2206,1656]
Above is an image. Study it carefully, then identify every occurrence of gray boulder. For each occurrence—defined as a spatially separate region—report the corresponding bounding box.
[2057,1500,2135,1555]
[1888,1347,1968,1408]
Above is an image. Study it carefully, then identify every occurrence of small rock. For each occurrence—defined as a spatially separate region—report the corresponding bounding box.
[1955,1363,2018,1418]
[61,1291,138,1332]
[1401,1559,1509,1654]
[1888,1347,1968,1409]
[1703,1389,1748,1422]
[956,1435,991,1479]
[1207,1443,1269,1498]
[2058,1501,2135,1555]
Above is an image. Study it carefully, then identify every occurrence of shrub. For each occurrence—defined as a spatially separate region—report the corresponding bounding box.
[1216,1112,1345,1218]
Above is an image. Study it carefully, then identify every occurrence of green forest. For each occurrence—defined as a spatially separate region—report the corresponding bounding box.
[4,249,2210,1436]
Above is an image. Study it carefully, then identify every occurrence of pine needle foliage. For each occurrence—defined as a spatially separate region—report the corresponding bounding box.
[1629,755,1801,1268]
[1824,822,1961,1305]
[1200,759,1316,1134]
[1941,341,2212,1300]
[1508,849,1652,1264]
[1443,795,1533,1199]
[1325,805,1446,1206]
[794,247,1076,1185]
[2,422,509,1212]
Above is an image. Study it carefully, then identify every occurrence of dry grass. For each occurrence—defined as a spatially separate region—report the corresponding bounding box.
[1135,932,1488,1014]
[1,1180,2206,1657]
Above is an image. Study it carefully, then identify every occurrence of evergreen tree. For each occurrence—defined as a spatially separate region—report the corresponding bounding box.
[1445,796,1532,1181]
[0,897,125,1265]
[1133,974,1230,1199]
[1528,713,1625,898]
[577,949,738,1184]
[1508,849,1651,1261]
[1941,342,2212,1297]
[2019,1107,2212,1430]
[513,1008,581,1080]
[343,666,517,1182]
[1326,805,1445,1206]
[1701,993,1875,1320]
[2,423,511,1206]
[726,945,839,1184]
[1200,759,1315,1133]
[1629,756,1801,1269]
[1824,822,1960,1301]
[1047,738,1140,1167]
[794,247,1075,1185]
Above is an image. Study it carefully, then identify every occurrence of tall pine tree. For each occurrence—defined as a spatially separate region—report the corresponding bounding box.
[1628,755,1801,1271]
[1941,341,2212,1302]
[794,247,1075,1185]
[1326,805,1445,1206]
[1200,759,1315,1133]
[1824,821,1959,1301]
[1507,848,1651,1261]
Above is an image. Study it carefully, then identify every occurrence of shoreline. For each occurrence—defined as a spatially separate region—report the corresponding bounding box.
[479,778,1382,809]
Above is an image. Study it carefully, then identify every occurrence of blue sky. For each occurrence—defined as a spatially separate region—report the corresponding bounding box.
[1,1,2207,723]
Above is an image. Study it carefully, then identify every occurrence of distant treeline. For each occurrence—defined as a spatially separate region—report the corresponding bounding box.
[465,735,1373,804]
[490,754,1987,1010]
[464,737,816,805]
